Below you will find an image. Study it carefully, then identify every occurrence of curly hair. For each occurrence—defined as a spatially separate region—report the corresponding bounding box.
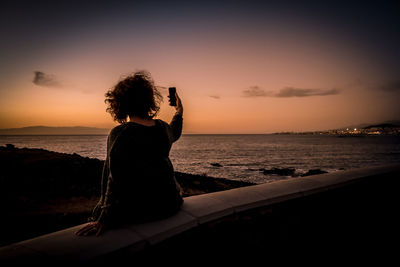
[105,71,163,123]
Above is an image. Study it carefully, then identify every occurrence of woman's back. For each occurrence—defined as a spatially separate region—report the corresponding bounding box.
[109,120,182,213]
[76,71,184,236]
[92,114,183,225]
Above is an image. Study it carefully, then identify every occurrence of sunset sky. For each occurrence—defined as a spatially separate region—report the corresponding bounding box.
[1,0,399,133]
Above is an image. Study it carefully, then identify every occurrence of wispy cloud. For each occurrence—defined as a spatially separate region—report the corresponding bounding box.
[242,86,273,97]
[33,71,62,87]
[243,86,340,98]
[275,87,340,97]
[209,95,221,99]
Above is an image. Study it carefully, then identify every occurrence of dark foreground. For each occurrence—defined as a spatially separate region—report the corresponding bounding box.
[117,167,399,264]
[0,145,253,247]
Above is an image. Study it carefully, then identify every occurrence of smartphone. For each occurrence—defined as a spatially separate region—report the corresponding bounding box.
[168,87,177,106]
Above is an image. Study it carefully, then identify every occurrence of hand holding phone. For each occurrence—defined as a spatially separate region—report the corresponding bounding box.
[168,87,177,106]
[168,87,183,115]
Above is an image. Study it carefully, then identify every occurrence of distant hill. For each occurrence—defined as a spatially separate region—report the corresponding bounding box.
[0,126,110,135]
[338,120,400,130]
[364,123,400,129]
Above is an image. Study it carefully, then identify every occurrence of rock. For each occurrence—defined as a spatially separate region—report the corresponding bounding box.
[6,144,15,149]
[301,169,328,177]
[210,163,223,167]
[262,167,296,176]
[174,172,253,197]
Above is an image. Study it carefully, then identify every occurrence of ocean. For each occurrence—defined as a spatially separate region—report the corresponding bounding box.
[1,134,399,184]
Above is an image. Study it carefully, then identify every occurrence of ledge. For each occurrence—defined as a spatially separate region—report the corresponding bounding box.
[1,163,399,263]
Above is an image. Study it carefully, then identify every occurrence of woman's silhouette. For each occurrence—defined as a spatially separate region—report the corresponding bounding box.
[76,71,183,236]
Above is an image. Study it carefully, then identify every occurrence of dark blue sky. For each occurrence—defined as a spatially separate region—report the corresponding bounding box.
[2,0,399,69]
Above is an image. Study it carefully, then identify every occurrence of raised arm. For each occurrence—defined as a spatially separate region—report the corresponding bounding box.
[169,92,183,142]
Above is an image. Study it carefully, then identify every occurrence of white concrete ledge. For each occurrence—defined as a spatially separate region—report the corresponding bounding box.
[1,163,399,262]
[128,211,197,245]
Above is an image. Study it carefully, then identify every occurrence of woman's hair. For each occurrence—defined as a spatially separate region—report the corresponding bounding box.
[105,71,163,122]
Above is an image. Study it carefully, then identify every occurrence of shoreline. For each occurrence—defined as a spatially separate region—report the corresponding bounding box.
[0,145,253,246]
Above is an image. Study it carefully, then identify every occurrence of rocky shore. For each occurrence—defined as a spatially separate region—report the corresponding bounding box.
[0,144,253,246]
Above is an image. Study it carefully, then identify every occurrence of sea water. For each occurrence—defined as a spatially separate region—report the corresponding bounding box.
[1,134,399,184]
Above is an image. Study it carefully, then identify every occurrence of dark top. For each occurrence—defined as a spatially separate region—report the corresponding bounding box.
[90,113,184,225]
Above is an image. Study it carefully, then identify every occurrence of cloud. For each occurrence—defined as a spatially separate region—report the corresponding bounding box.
[242,86,273,97]
[275,87,340,97]
[242,86,340,98]
[33,71,62,87]
[209,95,221,99]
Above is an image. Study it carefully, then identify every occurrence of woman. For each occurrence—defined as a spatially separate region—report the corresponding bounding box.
[76,71,184,236]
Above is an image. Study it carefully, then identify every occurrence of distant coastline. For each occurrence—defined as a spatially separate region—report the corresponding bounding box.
[273,121,400,136]
[0,126,110,135]
[0,120,399,135]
